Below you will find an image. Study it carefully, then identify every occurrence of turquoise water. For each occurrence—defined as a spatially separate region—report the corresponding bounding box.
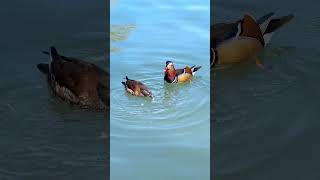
[212,0,320,179]
[111,0,210,179]
[0,1,107,179]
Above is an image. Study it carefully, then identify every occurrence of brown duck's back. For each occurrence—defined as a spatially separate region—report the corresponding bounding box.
[125,80,140,92]
[51,55,106,98]
[38,47,109,110]
[123,79,152,97]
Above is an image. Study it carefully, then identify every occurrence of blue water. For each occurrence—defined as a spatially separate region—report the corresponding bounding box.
[111,0,210,179]
[212,0,320,179]
[0,1,107,179]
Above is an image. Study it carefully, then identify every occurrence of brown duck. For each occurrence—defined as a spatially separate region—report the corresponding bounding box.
[37,47,109,110]
[164,61,201,83]
[121,76,153,98]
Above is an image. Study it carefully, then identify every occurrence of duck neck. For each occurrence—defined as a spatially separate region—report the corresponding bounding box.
[165,69,177,83]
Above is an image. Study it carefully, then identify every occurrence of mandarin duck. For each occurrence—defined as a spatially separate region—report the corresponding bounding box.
[211,13,294,68]
[164,61,202,83]
[37,47,109,110]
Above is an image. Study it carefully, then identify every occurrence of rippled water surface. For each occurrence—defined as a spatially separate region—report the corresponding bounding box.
[111,0,210,179]
[212,0,320,179]
[0,1,107,179]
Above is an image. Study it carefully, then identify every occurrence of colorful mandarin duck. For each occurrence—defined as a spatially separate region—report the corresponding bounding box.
[164,61,202,83]
[211,13,294,68]
[121,76,153,98]
[37,47,109,110]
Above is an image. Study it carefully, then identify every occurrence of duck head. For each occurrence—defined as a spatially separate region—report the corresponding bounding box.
[164,60,177,83]
[164,60,176,72]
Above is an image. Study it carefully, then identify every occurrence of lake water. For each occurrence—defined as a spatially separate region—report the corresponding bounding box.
[212,0,320,179]
[0,1,108,179]
[110,0,210,179]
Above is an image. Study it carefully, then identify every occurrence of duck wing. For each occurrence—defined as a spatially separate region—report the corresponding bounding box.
[126,79,148,91]
[211,22,240,49]
[140,83,153,97]
[264,14,294,34]
[124,79,139,91]
[175,68,185,76]
[239,15,265,46]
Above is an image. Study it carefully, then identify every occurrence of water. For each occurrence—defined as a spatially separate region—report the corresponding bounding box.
[212,0,320,179]
[110,0,210,179]
[0,1,107,179]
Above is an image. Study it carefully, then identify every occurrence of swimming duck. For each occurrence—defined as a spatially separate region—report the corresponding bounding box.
[37,47,109,110]
[164,61,202,83]
[121,76,153,98]
[211,13,294,68]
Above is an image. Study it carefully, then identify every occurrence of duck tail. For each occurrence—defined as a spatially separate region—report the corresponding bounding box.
[42,51,50,55]
[264,14,294,34]
[262,14,294,45]
[141,89,153,98]
[42,46,60,62]
[257,12,275,24]
[122,76,129,86]
[191,66,202,75]
[257,12,275,34]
